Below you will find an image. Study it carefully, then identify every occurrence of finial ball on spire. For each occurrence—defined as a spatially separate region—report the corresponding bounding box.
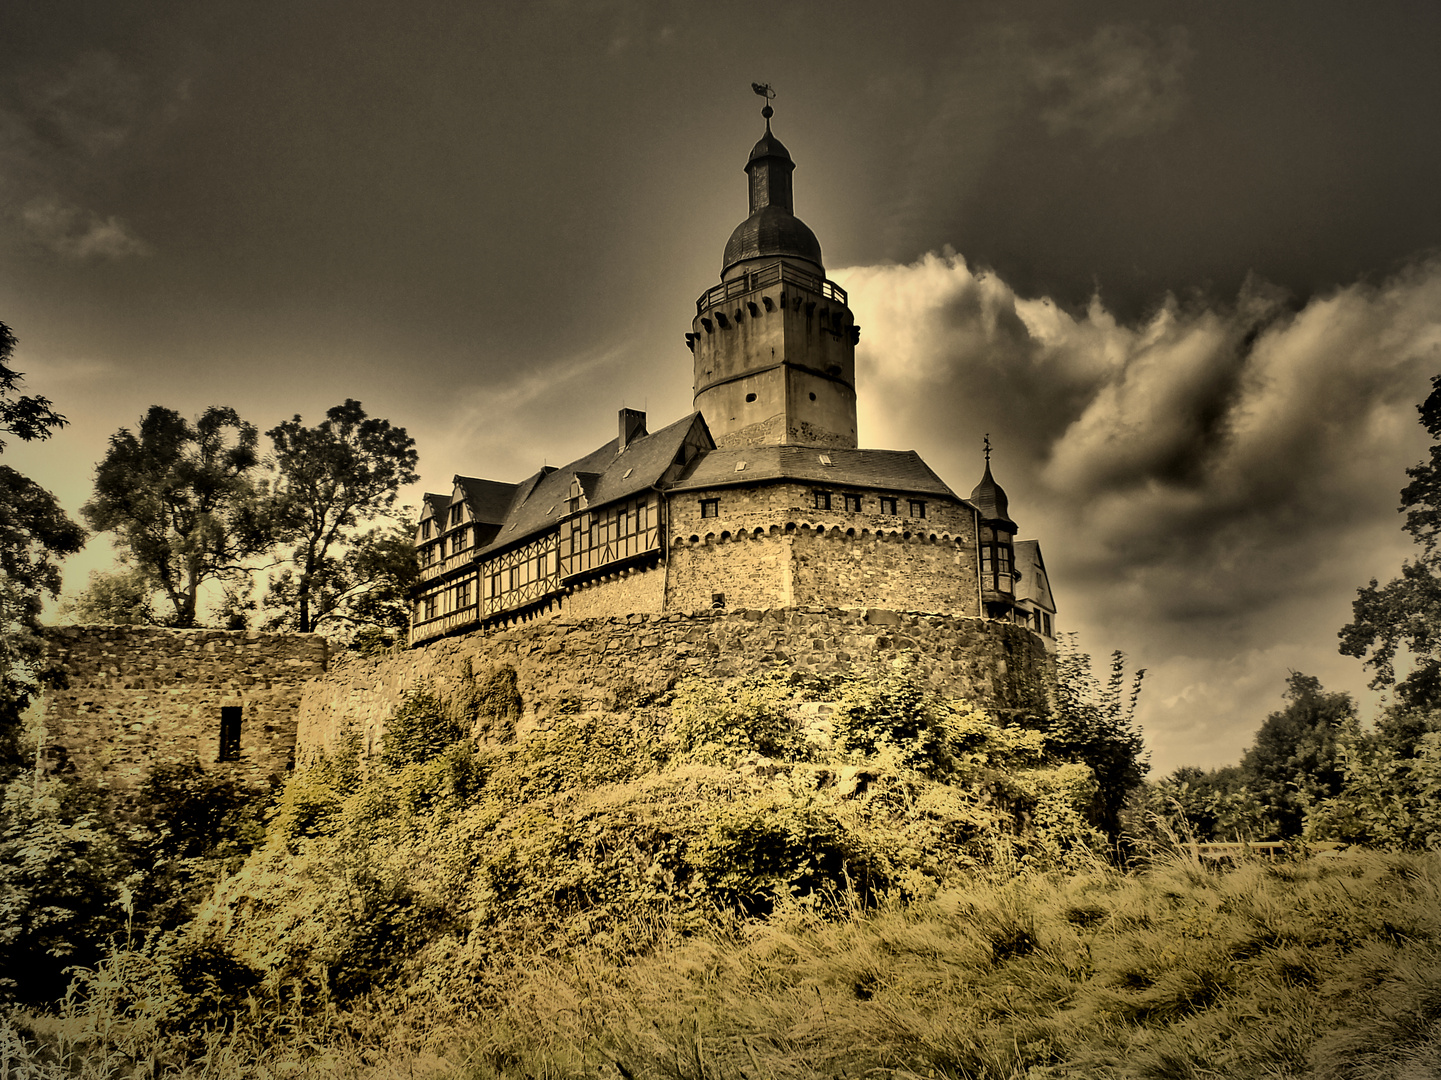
[762,104,773,119]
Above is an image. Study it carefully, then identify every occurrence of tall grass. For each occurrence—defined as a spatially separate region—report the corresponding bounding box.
[6,850,1439,1079]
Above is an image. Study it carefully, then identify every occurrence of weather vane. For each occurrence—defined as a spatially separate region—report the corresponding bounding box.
[983,433,992,465]
[752,82,776,123]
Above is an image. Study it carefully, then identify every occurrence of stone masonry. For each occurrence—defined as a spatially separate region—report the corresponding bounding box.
[38,626,328,793]
[296,607,1047,764]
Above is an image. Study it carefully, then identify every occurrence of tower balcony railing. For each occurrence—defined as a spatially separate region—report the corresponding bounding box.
[696,261,846,314]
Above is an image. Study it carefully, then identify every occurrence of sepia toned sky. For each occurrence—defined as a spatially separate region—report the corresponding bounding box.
[4,1,1440,772]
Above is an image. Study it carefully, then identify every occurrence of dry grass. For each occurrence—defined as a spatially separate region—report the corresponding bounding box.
[13,849,1436,1080]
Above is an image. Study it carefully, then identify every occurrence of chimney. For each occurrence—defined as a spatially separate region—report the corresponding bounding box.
[619,408,647,453]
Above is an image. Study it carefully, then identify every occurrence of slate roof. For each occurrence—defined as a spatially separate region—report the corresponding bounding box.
[454,476,518,526]
[1014,540,1055,612]
[970,463,1015,527]
[667,446,960,499]
[420,492,449,522]
[474,413,708,557]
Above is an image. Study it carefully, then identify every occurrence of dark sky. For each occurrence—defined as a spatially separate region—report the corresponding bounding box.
[4,1,1440,769]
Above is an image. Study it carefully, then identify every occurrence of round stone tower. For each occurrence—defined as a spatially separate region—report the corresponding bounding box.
[686,108,860,450]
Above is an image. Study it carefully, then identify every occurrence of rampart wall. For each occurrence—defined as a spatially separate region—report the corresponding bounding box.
[296,607,1048,764]
[38,626,328,793]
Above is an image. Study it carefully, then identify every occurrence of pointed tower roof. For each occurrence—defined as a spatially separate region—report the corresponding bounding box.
[970,438,1017,528]
[721,108,823,277]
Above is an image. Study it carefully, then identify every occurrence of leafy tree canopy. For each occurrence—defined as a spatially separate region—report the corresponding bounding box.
[0,321,66,451]
[1341,373,1441,708]
[0,321,84,764]
[1236,671,1353,837]
[265,400,419,635]
[81,406,271,628]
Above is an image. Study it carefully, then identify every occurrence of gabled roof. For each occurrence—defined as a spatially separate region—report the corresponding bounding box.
[419,492,448,522]
[475,413,710,558]
[1014,540,1055,613]
[454,476,518,526]
[666,445,959,499]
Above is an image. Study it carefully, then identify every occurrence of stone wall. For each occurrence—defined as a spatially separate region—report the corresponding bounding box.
[563,561,666,619]
[295,607,1049,765]
[38,626,328,793]
[662,481,980,618]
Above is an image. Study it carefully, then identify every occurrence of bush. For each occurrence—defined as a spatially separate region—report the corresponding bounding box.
[669,670,802,763]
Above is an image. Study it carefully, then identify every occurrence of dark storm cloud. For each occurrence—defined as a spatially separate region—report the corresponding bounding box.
[843,253,1441,767]
[847,253,1440,632]
[0,48,179,259]
[1031,24,1192,145]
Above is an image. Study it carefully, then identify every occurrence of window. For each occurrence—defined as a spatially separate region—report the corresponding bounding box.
[700,498,719,518]
[450,527,467,555]
[457,580,471,608]
[423,595,437,620]
[908,499,927,518]
[879,496,898,515]
[420,519,432,539]
[843,493,862,513]
[981,531,1014,595]
[712,592,726,609]
[813,491,832,510]
[449,504,464,526]
[218,707,242,762]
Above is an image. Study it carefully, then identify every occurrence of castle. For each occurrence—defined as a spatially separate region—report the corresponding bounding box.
[409,105,1056,648]
[38,101,1058,793]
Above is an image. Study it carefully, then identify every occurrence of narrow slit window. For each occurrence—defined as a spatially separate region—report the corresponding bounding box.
[218,706,242,762]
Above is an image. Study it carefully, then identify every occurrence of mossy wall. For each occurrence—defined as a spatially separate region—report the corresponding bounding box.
[296,607,1049,764]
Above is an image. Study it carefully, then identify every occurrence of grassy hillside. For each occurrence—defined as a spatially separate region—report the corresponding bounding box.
[4,660,1440,1078]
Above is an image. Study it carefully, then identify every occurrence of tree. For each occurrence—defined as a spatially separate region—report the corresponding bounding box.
[1341,373,1441,709]
[1234,672,1353,838]
[81,406,272,627]
[265,400,419,634]
[1044,643,1149,843]
[0,322,67,451]
[0,322,85,765]
[59,567,158,626]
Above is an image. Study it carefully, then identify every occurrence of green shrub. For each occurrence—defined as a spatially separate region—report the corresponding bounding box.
[381,687,465,768]
[832,659,953,774]
[692,793,880,914]
[669,671,802,763]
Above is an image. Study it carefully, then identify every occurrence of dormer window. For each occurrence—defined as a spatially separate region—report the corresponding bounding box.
[449,504,464,527]
[420,519,433,540]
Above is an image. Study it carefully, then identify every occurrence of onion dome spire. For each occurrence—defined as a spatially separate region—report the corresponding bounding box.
[970,434,1016,527]
[721,85,824,278]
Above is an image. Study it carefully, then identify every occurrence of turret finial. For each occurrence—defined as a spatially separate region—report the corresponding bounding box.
[983,433,992,466]
[752,81,776,127]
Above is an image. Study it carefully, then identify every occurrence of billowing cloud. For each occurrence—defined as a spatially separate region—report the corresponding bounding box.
[1031,24,1192,144]
[20,195,150,260]
[840,253,1441,769]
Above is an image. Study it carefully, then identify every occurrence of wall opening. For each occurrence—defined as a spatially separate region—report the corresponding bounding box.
[218,706,242,762]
